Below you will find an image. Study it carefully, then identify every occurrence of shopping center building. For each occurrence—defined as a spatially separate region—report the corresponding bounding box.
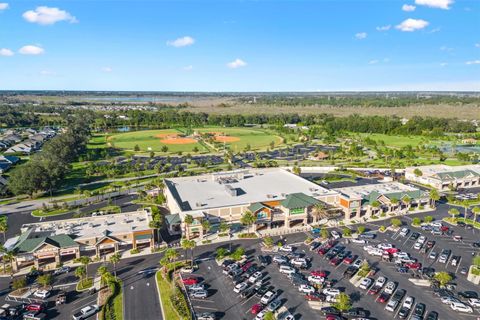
[9,209,154,271]
[405,164,480,190]
[164,168,339,238]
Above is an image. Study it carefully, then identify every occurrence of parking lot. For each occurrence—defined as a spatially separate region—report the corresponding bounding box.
[183,209,480,320]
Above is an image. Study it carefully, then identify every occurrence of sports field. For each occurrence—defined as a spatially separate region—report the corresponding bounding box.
[107,127,282,153]
[358,133,443,148]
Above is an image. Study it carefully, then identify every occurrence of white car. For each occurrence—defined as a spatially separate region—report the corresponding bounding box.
[72,305,100,320]
[298,284,315,294]
[450,301,473,313]
[233,282,249,293]
[369,248,384,256]
[249,271,263,283]
[363,245,375,252]
[399,228,409,236]
[331,230,341,239]
[255,309,267,320]
[385,299,399,312]
[33,290,50,299]
[279,245,293,252]
[442,296,460,305]
[267,299,282,312]
[430,222,442,228]
[413,242,423,250]
[352,259,363,268]
[468,298,480,308]
[393,252,409,259]
[279,265,296,275]
[377,243,393,250]
[403,296,414,309]
[429,251,437,260]
[322,288,340,296]
[351,238,367,244]
[384,281,396,295]
[359,278,373,290]
[418,236,426,244]
[291,258,308,267]
[261,291,276,304]
[374,276,387,288]
[308,275,324,284]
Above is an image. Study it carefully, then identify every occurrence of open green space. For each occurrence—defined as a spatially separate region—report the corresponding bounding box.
[357,133,444,148]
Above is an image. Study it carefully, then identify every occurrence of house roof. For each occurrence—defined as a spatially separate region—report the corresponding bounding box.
[365,189,427,205]
[14,234,78,253]
[281,193,320,209]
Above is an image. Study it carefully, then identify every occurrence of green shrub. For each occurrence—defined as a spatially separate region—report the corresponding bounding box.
[169,286,190,319]
[130,248,140,254]
[238,233,257,238]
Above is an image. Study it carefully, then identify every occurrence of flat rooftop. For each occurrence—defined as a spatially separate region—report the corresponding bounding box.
[407,164,480,176]
[165,168,337,212]
[334,182,420,200]
[21,209,152,240]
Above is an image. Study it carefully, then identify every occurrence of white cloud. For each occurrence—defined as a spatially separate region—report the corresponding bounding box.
[0,48,14,56]
[476,43,480,48]
[368,60,379,65]
[355,32,367,40]
[396,18,429,32]
[0,3,9,10]
[440,45,454,52]
[376,25,391,31]
[182,65,193,71]
[440,62,448,67]
[101,67,113,72]
[415,0,453,9]
[40,70,56,76]
[428,27,441,33]
[227,58,247,69]
[465,60,480,65]
[23,6,77,25]
[19,45,44,55]
[402,4,416,11]
[166,36,195,47]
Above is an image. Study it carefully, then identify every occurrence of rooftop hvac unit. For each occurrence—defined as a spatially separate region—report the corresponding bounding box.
[225,185,238,197]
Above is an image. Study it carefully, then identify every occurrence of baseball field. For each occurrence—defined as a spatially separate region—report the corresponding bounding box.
[107,127,283,153]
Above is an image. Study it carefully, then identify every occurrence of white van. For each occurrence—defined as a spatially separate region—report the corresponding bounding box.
[279,265,296,275]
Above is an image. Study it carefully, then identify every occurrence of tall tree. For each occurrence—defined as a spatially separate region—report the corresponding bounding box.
[240,211,256,233]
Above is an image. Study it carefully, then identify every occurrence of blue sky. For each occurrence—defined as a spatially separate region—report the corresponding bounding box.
[0,0,479,91]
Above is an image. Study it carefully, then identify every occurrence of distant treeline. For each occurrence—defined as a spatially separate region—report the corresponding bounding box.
[238,95,480,107]
[8,113,93,196]
[0,105,65,127]
[97,110,476,134]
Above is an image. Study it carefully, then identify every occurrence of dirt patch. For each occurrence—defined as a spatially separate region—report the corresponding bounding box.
[154,133,178,139]
[160,137,197,145]
[215,136,240,143]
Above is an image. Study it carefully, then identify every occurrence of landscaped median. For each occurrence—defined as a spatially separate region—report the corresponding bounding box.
[155,270,191,320]
[32,207,71,217]
[98,279,123,320]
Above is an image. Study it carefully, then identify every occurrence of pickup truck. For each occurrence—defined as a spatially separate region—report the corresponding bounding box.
[72,305,99,320]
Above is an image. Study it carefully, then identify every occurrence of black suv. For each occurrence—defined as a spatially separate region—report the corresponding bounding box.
[411,303,425,320]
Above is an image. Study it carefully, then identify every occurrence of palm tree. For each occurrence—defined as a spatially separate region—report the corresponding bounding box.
[75,266,86,282]
[201,220,211,239]
[448,208,460,221]
[311,203,327,223]
[109,253,121,279]
[165,248,179,278]
[370,201,381,216]
[2,251,15,275]
[429,189,440,209]
[402,196,411,211]
[472,206,480,224]
[184,214,193,239]
[0,220,8,243]
[390,198,399,212]
[181,239,196,267]
[461,200,470,218]
[97,265,110,285]
[76,256,91,277]
[240,211,256,233]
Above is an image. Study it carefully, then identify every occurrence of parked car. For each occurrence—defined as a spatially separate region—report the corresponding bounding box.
[33,290,50,299]
[233,282,249,294]
[359,278,373,290]
[182,277,199,286]
[72,305,99,320]
[191,290,208,299]
[279,245,293,252]
[53,266,71,275]
[260,291,276,305]
[384,281,397,295]
[279,265,296,275]
[426,311,438,320]
[298,284,315,294]
[197,312,216,320]
[450,301,473,313]
[331,231,341,239]
[412,303,426,319]
[377,292,391,303]
[273,255,288,264]
[267,299,282,312]
[251,303,263,315]
[399,228,410,237]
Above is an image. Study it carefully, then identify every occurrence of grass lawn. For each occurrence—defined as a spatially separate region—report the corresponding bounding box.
[32,208,71,217]
[112,286,123,320]
[76,277,93,291]
[358,133,442,148]
[156,272,181,320]
[88,134,109,149]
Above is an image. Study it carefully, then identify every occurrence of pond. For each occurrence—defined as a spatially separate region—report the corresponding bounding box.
[438,144,480,154]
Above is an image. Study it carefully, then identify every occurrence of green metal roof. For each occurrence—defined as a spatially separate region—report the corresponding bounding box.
[281,193,320,209]
[364,190,426,205]
[134,234,152,240]
[248,202,269,213]
[14,234,78,253]
[165,213,181,225]
[434,170,480,181]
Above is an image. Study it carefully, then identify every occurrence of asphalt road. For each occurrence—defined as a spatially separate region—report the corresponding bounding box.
[123,268,162,320]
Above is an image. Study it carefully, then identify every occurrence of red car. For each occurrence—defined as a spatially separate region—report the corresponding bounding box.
[182,277,199,285]
[326,315,344,320]
[329,257,342,266]
[318,248,329,255]
[251,303,263,314]
[377,292,391,303]
[384,248,399,254]
[305,293,325,301]
[325,240,337,249]
[311,270,327,278]
[440,226,449,232]
[25,303,44,312]
[241,262,252,271]
[343,255,356,264]
[405,262,422,270]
